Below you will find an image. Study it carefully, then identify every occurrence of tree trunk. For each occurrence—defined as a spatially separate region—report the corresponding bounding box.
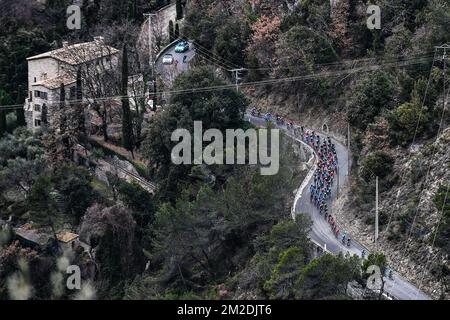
[102,114,109,142]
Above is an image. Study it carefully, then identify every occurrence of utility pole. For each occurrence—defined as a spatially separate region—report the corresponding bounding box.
[375,175,379,246]
[347,122,351,176]
[144,13,157,111]
[230,68,245,92]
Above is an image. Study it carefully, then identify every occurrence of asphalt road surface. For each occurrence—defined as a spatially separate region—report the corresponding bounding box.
[247,114,430,300]
[155,41,195,88]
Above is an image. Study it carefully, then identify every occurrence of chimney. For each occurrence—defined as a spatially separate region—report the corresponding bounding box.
[62,41,69,49]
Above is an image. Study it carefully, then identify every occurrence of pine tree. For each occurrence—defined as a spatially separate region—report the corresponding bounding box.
[174,23,180,39]
[121,44,134,158]
[176,0,183,20]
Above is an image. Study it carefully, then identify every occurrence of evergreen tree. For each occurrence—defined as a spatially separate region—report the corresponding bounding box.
[176,0,183,20]
[174,23,180,39]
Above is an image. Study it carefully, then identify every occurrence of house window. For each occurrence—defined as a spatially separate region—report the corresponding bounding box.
[34,104,41,112]
[29,91,32,102]
[34,119,41,127]
[70,87,76,99]
[34,77,36,82]
[34,90,48,100]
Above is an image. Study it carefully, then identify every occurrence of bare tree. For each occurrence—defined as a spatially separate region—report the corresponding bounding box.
[63,39,121,142]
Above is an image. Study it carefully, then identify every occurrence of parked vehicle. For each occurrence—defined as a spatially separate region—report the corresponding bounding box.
[175,41,189,53]
[162,54,174,64]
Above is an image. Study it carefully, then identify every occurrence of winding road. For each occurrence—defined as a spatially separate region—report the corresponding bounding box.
[155,40,195,88]
[154,38,431,300]
[247,114,430,300]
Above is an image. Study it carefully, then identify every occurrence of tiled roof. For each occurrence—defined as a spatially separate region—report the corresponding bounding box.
[27,39,119,66]
[56,231,79,243]
[14,223,52,247]
[32,74,76,90]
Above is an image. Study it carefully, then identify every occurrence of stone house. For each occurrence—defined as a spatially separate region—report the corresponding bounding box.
[23,37,120,131]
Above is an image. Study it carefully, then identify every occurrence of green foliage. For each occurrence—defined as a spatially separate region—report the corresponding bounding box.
[183,0,223,51]
[116,180,155,242]
[263,246,306,299]
[148,148,299,294]
[213,18,248,68]
[423,0,450,51]
[362,252,387,276]
[278,25,338,70]
[296,253,361,299]
[388,73,440,145]
[0,129,46,218]
[174,23,180,40]
[360,151,395,180]
[26,165,94,227]
[0,129,95,225]
[176,0,183,20]
[347,71,394,131]
[141,66,247,198]
[390,97,429,144]
[50,165,94,224]
[0,28,50,109]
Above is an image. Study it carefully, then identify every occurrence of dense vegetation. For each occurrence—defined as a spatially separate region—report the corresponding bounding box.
[180,0,450,297]
[0,0,449,300]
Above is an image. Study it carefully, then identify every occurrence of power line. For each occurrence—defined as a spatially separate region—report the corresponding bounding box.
[190,44,238,70]
[244,52,436,72]
[415,184,449,299]
[383,48,439,234]
[387,45,449,296]
[193,49,234,70]
[180,19,241,69]
[0,54,435,111]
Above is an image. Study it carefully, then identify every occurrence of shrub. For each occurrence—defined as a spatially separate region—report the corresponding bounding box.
[360,151,394,180]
